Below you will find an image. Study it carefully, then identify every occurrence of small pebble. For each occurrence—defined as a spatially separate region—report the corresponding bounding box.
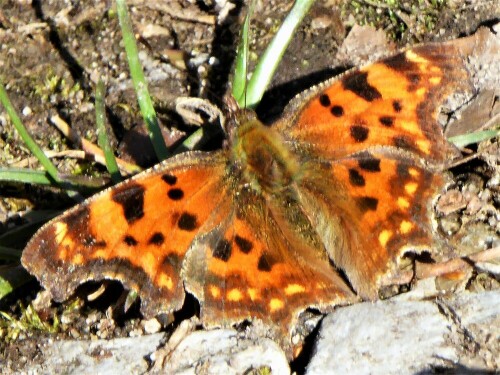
[142,318,162,334]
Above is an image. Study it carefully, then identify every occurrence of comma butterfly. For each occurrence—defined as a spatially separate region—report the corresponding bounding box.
[21,28,495,356]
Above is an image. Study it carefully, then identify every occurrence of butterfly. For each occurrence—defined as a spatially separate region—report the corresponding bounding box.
[21,29,485,357]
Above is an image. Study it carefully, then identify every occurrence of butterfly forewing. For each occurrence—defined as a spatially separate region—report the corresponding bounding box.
[22,151,229,316]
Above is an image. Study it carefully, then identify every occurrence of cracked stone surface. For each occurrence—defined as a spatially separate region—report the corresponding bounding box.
[307,290,500,374]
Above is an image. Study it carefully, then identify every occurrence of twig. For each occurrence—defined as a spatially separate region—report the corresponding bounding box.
[49,114,141,176]
[416,246,500,279]
[131,0,216,25]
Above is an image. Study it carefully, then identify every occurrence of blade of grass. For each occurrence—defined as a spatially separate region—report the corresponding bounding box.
[0,81,61,184]
[0,168,105,191]
[0,168,56,185]
[232,1,256,104]
[116,0,170,161]
[243,0,315,109]
[448,128,500,148]
[95,80,122,183]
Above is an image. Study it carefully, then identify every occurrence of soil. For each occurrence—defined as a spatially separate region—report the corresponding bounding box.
[0,0,499,373]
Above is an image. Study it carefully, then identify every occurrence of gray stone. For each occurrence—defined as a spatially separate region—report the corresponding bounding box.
[307,291,500,374]
[27,333,164,375]
[160,328,290,375]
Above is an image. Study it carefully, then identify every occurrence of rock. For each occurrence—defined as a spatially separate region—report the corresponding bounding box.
[26,333,165,374]
[160,329,290,374]
[307,290,500,374]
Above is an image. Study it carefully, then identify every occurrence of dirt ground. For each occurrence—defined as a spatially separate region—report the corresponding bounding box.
[0,0,499,373]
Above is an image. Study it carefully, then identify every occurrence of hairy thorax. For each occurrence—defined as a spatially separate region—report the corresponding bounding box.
[232,117,301,195]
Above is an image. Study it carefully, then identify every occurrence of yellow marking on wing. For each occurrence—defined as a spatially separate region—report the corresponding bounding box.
[285,283,306,296]
[416,139,431,155]
[209,285,221,298]
[227,288,243,302]
[54,222,68,244]
[397,197,410,209]
[269,298,284,312]
[247,288,258,301]
[93,250,108,259]
[409,168,420,177]
[400,220,414,234]
[142,253,156,277]
[400,120,417,133]
[429,76,442,85]
[72,253,84,265]
[405,182,418,195]
[416,87,426,97]
[157,273,173,290]
[378,230,393,247]
[406,50,429,65]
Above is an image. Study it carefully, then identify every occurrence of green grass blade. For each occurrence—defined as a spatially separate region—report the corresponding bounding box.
[95,80,122,183]
[244,0,315,109]
[448,129,500,148]
[116,0,170,161]
[0,169,102,193]
[0,81,61,183]
[233,1,255,104]
[0,168,55,185]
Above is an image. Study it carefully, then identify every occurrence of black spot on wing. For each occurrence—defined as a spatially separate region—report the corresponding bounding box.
[350,125,369,142]
[408,73,420,85]
[343,71,382,102]
[383,51,416,71]
[319,94,331,107]
[358,154,381,172]
[257,253,275,272]
[348,169,365,187]
[382,52,422,91]
[234,235,253,254]
[63,206,90,230]
[112,184,145,224]
[379,116,394,127]
[212,238,232,262]
[124,235,138,246]
[168,188,184,200]
[394,135,415,151]
[177,212,198,231]
[148,232,165,246]
[331,105,344,117]
[356,197,379,213]
[162,174,177,185]
[393,100,402,112]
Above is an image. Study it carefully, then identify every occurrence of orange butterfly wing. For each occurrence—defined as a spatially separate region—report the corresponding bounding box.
[182,181,354,346]
[22,152,229,316]
[276,40,473,297]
